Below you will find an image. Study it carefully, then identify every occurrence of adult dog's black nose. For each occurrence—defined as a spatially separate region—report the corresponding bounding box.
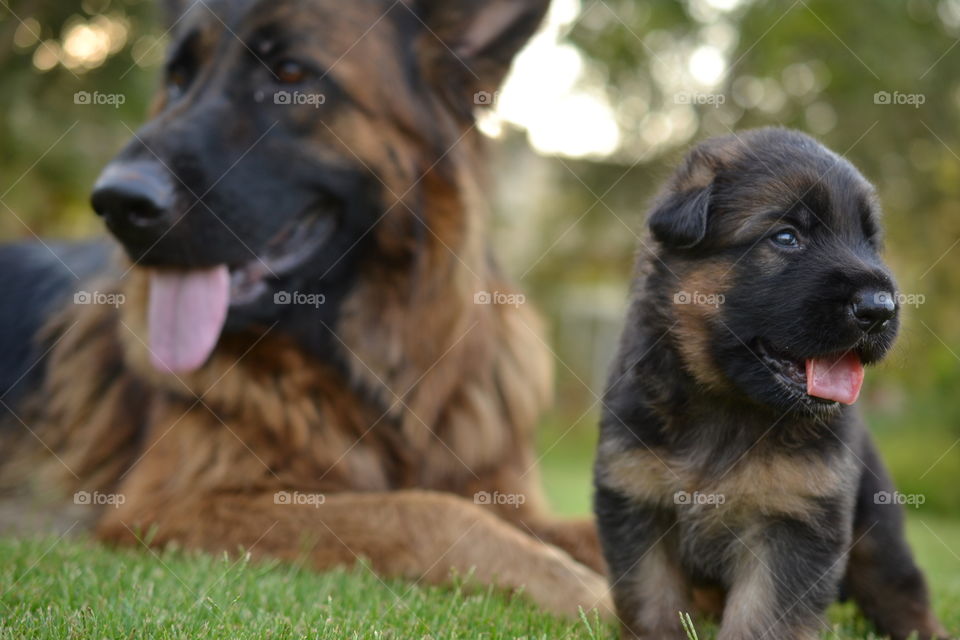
[851,288,897,333]
[91,162,174,230]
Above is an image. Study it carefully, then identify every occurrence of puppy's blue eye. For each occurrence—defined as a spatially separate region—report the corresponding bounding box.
[772,230,799,248]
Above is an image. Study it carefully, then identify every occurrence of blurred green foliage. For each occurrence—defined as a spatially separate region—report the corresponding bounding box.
[1,0,157,236]
[0,0,957,512]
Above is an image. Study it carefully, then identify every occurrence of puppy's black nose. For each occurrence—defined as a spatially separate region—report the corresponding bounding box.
[851,289,897,333]
[91,162,174,230]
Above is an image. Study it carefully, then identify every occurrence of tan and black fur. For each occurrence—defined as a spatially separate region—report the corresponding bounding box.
[0,0,612,619]
[594,129,949,640]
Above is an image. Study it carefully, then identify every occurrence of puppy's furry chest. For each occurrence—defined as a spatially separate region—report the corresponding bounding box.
[596,439,859,526]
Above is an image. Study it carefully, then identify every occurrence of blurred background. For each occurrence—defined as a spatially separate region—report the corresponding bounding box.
[0,0,958,518]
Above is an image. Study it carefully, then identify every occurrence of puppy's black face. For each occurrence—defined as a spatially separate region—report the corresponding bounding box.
[650,129,898,416]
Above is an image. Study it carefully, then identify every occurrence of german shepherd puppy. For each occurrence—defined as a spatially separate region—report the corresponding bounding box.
[594,129,949,640]
[0,0,613,618]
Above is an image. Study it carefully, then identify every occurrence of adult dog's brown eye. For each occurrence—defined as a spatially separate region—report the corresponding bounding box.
[167,67,191,97]
[274,59,307,84]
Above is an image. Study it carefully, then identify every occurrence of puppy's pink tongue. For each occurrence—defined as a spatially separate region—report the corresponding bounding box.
[148,266,230,374]
[805,352,865,405]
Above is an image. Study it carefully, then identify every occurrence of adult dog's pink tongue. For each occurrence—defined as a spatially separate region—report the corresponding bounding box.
[805,352,865,405]
[148,266,230,374]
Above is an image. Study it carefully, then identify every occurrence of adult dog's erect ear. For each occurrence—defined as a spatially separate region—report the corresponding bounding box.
[648,136,740,249]
[412,0,550,104]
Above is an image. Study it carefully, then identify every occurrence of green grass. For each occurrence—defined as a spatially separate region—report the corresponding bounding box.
[1,436,958,639]
[1,519,957,639]
[0,536,613,639]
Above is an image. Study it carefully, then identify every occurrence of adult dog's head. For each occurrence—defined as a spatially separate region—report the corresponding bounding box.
[647,128,898,416]
[90,0,548,374]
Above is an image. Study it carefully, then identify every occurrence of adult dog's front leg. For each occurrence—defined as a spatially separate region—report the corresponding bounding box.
[514,516,607,575]
[96,489,613,620]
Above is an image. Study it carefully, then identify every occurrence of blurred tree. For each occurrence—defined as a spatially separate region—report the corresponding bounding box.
[1,0,158,237]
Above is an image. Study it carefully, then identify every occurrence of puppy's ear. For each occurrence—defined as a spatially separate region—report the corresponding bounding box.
[412,0,550,106]
[648,138,738,249]
[648,184,712,249]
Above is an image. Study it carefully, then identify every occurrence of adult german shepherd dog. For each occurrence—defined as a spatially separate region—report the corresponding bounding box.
[594,129,949,639]
[0,0,612,617]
